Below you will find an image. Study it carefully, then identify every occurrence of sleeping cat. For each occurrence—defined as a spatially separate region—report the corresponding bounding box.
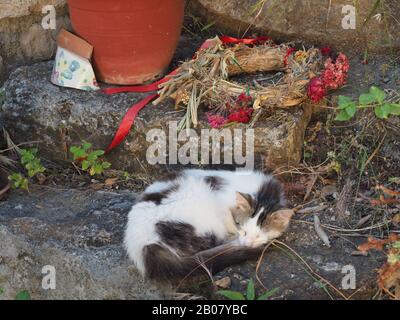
[124,169,294,282]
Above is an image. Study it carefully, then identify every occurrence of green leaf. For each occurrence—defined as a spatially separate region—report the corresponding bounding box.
[101,162,111,169]
[15,290,31,300]
[69,146,79,154]
[27,170,35,178]
[370,86,386,104]
[388,103,400,115]
[257,288,278,300]
[20,150,35,165]
[82,141,92,151]
[8,173,29,190]
[87,150,105,161]
[217,290,246,300]
[21,179,29,191]
[246,279,255,300]
[91,150,105,157]
[81,160,90,170]
[345,104,357,117]
[9,173,19,181]
[94,164,104,174]
[338,96,354,109]
[0,287,4,295]
[359,93,375,106]
[70,147,86,160]
[335,109,353,121]
[90,164,104,176]
[375,104,391,119]
[87,153,99,161]
[382,103,393,115]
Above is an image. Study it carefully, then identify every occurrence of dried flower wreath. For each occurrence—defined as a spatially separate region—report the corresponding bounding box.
[153,37,349,129]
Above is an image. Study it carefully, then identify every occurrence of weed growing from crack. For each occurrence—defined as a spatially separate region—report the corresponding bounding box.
[70,141,111,176]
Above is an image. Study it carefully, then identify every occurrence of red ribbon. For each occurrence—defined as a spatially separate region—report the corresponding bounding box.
[102,70,178,153]
[219,35,271,45]
[102,69,178,95]
[103,35,272,153]
[105,94,158,153]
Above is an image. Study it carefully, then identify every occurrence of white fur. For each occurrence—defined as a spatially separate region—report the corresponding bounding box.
[237,207,279,247]
[124,169,274,275]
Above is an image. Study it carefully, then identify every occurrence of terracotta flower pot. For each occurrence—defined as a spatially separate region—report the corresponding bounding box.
[67,0,185,85]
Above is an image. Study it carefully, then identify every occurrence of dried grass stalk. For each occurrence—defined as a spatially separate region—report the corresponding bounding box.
[227,45,286,76]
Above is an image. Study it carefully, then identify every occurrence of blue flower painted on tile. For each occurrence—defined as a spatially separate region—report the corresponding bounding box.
[60,61,81,80]
[69,60,80,72]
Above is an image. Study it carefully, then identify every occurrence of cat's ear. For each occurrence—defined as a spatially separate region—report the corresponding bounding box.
[231,192,254,224]
[263,209,295,232]
[235,192,253,209]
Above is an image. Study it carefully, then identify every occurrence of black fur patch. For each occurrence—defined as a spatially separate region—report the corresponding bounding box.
[144,221,222,282]
[204,176,225,191]
[140,183,179,205]
[143,244,184,282]
[202,245,264,274]
[254,177,285,225]
[143,242,263,283]
[156,221,220,255]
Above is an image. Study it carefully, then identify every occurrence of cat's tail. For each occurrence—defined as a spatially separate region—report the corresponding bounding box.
[143,243,263,283]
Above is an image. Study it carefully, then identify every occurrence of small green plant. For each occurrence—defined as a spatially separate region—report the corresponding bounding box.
[8,148,45,191]
[70,141,111,176]
[20,148,46,177]
[0,287,4,295]
[336,86,400,121]
[9,173,29,190]
[15,290,31,300]
[217,279,278,300]
[123,171,131,180]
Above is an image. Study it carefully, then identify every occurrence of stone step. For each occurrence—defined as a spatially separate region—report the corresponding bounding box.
[0,187,160,300]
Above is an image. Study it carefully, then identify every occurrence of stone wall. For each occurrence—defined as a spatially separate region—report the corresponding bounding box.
[0,0,69,83]
[188,0,400,54]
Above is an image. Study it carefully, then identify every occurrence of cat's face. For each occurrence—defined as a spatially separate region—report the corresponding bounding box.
[232,192,294,248]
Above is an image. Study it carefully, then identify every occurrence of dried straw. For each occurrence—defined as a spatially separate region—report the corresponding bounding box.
[154,37,323,129]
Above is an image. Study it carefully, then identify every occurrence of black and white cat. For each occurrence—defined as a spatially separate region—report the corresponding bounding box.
[124,169,294,282]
